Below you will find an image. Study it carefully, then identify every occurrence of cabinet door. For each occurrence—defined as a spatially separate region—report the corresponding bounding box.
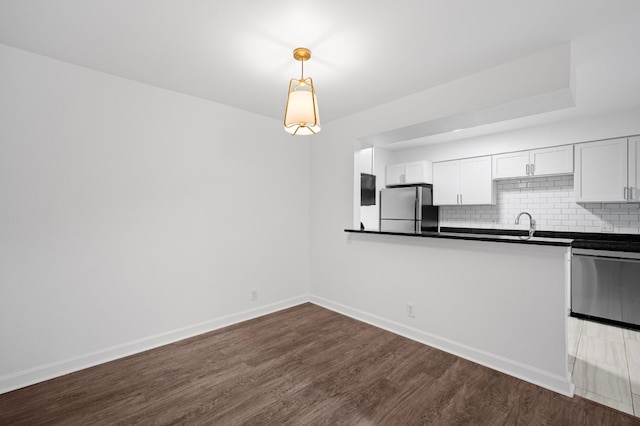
[629,136,640,201]
[433,161,460,205]
[530,145,573,176]
[385,164,405,186]
[404,161,432,184]
[492,151,530,179]
[575,138,628,202]
[460,156,496,205]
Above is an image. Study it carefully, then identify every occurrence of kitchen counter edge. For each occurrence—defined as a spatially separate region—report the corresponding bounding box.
[344,229,573,247]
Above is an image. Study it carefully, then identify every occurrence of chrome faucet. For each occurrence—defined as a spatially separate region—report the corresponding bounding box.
[515,211,535,238]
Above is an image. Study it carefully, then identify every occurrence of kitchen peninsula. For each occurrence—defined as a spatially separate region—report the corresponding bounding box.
[341,227,573,397]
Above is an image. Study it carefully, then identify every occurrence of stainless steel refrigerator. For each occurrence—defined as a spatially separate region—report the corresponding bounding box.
[379,185,439,233]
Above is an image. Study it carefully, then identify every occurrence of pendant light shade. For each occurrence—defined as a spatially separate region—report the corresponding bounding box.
[284,48,320,135]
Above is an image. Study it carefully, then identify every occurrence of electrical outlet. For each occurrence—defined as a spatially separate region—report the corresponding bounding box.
[250,289,258,301]
[406,303,415,318]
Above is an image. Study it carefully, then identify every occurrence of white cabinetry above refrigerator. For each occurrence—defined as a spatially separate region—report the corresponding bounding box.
[385,161,432,186]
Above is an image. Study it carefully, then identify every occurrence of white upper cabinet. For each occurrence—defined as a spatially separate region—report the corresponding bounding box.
[433,156,496,205]
[404,161,431,184]
[492,145,574,179]
[385,160,432,186]
[629,136,640,201]
[385,164,405,186]
[530,145,574,176]
[460,156,495,205]
[574,138,628,202]
[492,151,530,179]
[432,161,460,205]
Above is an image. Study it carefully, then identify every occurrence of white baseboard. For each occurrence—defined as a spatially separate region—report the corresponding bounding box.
[309,295,574,397]
[2,294,574,398]
[0,295,308,395]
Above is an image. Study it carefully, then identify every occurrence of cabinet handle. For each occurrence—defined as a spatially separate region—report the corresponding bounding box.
[530,163,535,175]
[526,164,530,175]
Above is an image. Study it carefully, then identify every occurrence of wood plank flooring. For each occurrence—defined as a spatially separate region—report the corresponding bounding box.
[1,303,639,425]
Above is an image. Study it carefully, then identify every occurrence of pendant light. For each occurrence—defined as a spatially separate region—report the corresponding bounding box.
[284,47,321,135]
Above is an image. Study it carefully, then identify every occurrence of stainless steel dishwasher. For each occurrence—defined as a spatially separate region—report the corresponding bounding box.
[571,248,640,328]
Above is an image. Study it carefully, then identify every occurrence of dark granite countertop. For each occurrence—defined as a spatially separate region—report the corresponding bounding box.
[345,229,572,247]
[441,227,640,252]
[345,227,640,252]
[570,239,640,252]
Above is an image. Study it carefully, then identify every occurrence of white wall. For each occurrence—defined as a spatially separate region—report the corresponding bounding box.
[0,44,310,393]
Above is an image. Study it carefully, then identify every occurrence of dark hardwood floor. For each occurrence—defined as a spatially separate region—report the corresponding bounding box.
[1,303,639,425]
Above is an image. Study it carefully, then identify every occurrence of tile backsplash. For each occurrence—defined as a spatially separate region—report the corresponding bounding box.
[440,175,640,234]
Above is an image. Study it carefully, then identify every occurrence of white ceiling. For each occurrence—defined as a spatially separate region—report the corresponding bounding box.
[1,0,639,143]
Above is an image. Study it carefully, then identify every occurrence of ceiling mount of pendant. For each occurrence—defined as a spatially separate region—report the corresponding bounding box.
[292,47,311,62]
